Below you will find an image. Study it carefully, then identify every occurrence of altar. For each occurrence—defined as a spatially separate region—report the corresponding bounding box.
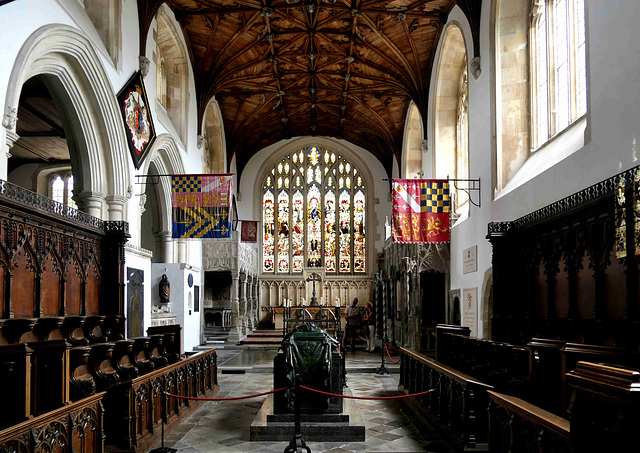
[268,306,347,331]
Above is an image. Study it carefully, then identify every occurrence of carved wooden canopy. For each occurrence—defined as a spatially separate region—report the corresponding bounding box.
[138,0,481,178]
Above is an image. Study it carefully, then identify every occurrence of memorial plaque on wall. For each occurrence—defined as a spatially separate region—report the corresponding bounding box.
[194,285,200,312]
[462,287,478,337]
[127,268,144,338]
[463,245,477,274]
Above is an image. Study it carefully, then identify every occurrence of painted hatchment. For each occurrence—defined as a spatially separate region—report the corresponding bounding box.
[462,287,478,337]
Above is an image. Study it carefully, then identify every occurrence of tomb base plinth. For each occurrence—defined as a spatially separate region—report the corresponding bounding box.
[250,393,365,442]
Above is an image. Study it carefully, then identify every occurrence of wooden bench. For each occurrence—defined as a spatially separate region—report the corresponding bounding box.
[400,347,493,450]
[488,391,570,452]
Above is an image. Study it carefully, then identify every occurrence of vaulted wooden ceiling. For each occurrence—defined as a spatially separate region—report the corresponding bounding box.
[138,0,481,178]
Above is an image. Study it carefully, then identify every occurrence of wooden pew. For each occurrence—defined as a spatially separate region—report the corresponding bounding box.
[567,362,640,453]
[0,343,32,430]
[0,392,105,453]
[528,338,566,415]
[113,338,139,380]
[88,342,120,389]
[488,391,570,452]
[70,345,96,401]
[435,324,470,362]
[147,324,182,358]
[103,348,218,452]
[400,347,493,451]
[33,316,65,341]
[27,339,70,416]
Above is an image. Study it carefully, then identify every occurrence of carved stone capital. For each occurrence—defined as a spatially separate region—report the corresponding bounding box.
[139,193,147,215]
[139,56,151,78]
[2,106,17,130]
[470,56,481,80]
[5,129,19,157]
[197,134,205,149]
[421,139,428,154]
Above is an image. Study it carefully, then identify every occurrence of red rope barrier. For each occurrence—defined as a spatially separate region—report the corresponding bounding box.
[385,342,402,353]
[300,385,434,400]
[385,343,401,364]
[166,386,290,401]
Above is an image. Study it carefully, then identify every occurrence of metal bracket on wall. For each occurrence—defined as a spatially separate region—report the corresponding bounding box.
[449,178,481,208]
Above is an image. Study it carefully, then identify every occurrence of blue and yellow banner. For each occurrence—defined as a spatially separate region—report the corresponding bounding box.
[171,174,232,239]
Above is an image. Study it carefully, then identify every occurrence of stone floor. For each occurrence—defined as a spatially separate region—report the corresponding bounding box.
[151,347,456,453]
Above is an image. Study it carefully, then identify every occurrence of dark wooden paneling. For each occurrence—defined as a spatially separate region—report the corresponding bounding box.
[65,263,82,316]
[488,166,640,348]
[41,255,60,317]
[104,348,218,452]
[12,249,35,318]
[0,392,104,453]
[85,258,101,316]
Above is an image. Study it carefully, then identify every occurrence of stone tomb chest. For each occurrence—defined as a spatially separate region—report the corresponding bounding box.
[274,323,343,414]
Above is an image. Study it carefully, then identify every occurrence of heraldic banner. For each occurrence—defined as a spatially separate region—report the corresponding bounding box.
[392,179,450,243]
[241,220,258,242]
[172,174,232,239]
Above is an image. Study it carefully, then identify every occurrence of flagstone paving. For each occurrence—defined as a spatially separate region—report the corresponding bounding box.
[152,349,456,452]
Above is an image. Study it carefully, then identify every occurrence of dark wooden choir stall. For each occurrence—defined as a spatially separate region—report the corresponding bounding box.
[399,167,640,452]
[0,181,219,453]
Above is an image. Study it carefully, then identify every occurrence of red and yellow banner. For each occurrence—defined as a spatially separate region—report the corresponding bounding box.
[392,179,450,243]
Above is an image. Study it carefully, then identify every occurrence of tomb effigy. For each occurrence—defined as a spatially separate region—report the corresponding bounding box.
[251,320,365,442]
[274,323,343,414]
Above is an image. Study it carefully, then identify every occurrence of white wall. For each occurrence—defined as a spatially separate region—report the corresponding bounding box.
[441,0,640,337]
[152,263,202,352]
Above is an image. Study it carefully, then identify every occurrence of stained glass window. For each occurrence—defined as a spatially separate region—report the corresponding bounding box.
[262,147,366,274]
[263,190,275,272]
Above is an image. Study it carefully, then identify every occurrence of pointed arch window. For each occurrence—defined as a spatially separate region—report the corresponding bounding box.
[50,173,77,209]
[531,0,587,149]
[262,147,366,274]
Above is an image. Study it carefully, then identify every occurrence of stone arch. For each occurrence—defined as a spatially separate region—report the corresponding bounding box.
[156,4,190,145]
[3,24,130,220]
[491,0,531,191]
[140,134,186,262]
[480,266,493,339]
[433,23,469,213]
[402,102,424,179]
[202,99,226,173]
[252,137,377,277]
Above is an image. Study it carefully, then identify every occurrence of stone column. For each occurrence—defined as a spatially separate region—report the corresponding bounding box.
[227,274,241,343]
[106,195,128,222]
[240,273,248,336]
[75,191,106,219]
[254,278,259,327]
[157,231,174,263]
[2,107,18,180]
[246,275,254,330]
[177,239,187,263]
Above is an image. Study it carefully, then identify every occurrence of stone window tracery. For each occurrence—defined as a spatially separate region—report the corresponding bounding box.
[531,0,587,149]
[262,147,366,274]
